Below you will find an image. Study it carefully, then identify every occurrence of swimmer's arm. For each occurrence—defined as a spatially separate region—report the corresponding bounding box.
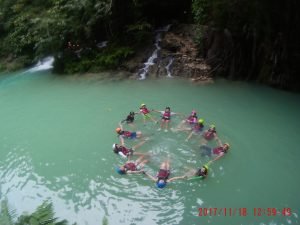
[211,153,225,162]
[120,119,126,124]
[171,112,183,116]
[119,136,125,146]
[127,170,144,174]
[168,175,187,182]
[144,172,157,181]
[215,136,222,146]
[151,109,161,113]
[214,133,219,140]
[132,139,147,149]
[185,130,193,141]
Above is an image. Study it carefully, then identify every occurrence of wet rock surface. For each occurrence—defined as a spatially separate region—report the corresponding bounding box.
[122,24,213,83]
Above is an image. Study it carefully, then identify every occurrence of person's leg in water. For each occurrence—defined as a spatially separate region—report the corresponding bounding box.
[144,113,157,124]
[160,159,170,170]
[136,131,142,138]
[133,152,150,157]
[142,114,147,124]
[165,120,170,132]
[185,130,194,142]
[132,139,147,150]
[159,118,164,130]
[135,156,149,169]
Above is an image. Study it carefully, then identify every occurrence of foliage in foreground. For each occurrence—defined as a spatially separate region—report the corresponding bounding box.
[0,200,108,225]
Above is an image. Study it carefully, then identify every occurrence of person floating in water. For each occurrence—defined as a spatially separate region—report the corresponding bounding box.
[115,124,143,145]
[115,155,149,175]
[185,110,198,125]
[186,165,209,180]
[153,107,179,132]
[203,125,217,140]
[112,139,148,159]
[195,165,208,178]
[185,119,205,142]
[175,110,198,130]
[138,103,157,124]
[121,111,135,127]
[144,159,186,188]
[200,124,218,144]
[200,139,230,162]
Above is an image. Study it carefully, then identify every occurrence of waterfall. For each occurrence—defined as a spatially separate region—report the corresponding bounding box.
[1,56,54,86]
[165,57,174,78]
[138,25,171,80]
[138,33,161,80]
[26,56,54,73]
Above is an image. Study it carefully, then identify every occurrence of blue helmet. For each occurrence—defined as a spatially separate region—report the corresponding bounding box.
[115,167,125,175]
[156,180,166,188]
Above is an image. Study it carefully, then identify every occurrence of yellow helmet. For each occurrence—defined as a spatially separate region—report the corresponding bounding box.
[224,143,230,148]
[203,165,208,170]
[115,127,121,133]
[210,124,216,129]
[140,103,146,107]
[198,119,204,124]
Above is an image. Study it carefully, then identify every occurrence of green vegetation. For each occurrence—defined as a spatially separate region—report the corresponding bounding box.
[0,200,68,225]
[0,0,191,73]
[0,0,150,73]
[191,0,300,90]
[0,200,109,225]
[0,0,298,89]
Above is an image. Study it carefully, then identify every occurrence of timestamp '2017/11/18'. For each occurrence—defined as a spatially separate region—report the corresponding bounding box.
[198,208,292,217]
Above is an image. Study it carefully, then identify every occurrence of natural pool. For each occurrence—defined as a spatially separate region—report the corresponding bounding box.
[0,71,299,225]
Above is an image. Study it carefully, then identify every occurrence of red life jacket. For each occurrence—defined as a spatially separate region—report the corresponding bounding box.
[187,115,197,124]
[120,146,130,156]
[213,146,226,155]
[204,129,216,140]
[157,169,170,180]
[120,131,131,138]
[163,111,171,119]
[140,107,150,114]
[125,162,137,171]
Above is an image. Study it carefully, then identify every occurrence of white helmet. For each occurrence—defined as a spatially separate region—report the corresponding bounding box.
[112,144,117,149]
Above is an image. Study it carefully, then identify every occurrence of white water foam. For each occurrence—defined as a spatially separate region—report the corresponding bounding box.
[26,56,54,73]
[138,25,172,80]
[139,33,161,80]
[165,57,174,78]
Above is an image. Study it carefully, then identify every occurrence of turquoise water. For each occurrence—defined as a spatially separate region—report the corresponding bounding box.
[0,71,299,225]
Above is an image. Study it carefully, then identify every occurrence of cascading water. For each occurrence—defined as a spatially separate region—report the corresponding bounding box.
[165,57,174,78]
[138,25,171,80]
[26,56,54,73]
[138,34,161,80]
[0,56,54,87]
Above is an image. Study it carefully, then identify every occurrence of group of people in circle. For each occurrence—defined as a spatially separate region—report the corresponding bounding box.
[112,103,231,188]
